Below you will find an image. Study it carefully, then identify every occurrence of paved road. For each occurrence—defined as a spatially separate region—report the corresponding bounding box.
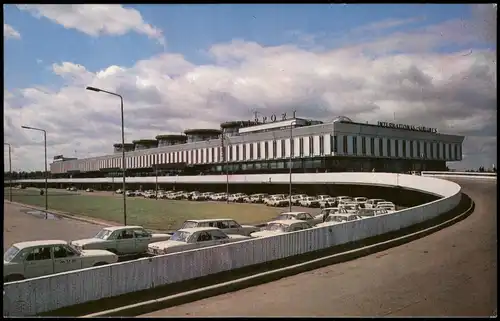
[142,179,497,317]
[3,202,104,251]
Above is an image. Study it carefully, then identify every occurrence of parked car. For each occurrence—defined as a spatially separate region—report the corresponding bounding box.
[249,193,269,203]
[376,201,396,212]
[144,191,157,199]
[273,211,322,226]
[4,240,118,282]
[315,213,363,228]
[364,198,386,209]
[179,219,259,236]
[316,195,331,202]
[357,208,390,217]
[211,193,228,202]
[250,220,312,238]
[266,196,289,207]
[168,192,184,200]
[290,194,308,206]
[70,226,171,256]
[299,197,320,208]
[228,193,247,203]
[338,202,361,214]
[147,227,250,256]
[353,197,368,207]
[115,189,123,194]
[69,187,77,192]
[319,197,337,209]
[336,196,353,204]
[191,192,206,201]
[85,188,94,192]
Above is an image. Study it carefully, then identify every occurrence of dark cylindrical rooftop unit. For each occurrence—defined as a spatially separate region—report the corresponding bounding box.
[155,134,188,147]
[113,143,135,154]
[184,129,222,143]
[132,139,158,151]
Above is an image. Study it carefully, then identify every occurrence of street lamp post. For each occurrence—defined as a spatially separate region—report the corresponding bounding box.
[21,126,48,219]
[86,86,127,225]
[4,143,12,202]
[288,120,297,212]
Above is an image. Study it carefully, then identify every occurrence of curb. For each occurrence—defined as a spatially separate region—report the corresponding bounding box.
[82,197,475,317]
[5,201,114,227]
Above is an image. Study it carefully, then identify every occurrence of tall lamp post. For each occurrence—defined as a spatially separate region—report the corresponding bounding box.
[4,143,12,202]
[21,126,48,218]
[221,133,231,203]
[86,86,127,225]
[288,120,297,212]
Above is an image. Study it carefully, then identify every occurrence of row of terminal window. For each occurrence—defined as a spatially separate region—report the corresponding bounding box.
[89,135,460,170]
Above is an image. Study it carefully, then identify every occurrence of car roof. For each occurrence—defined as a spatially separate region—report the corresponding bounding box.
[268,220,303,225]
[103,225,144,231]
[185,218,234,223]
[178,227,220,233]
[13,240,67,249]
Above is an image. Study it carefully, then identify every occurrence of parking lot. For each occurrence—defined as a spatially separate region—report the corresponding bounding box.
[3,202,104,251]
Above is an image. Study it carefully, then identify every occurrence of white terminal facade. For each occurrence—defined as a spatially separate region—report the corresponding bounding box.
[50,115,464,178]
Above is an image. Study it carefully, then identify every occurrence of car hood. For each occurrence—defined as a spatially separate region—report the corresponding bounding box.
[149,240,187,249]
[250,231,285,238]
[71,238,104,247]
[80,249,117,257]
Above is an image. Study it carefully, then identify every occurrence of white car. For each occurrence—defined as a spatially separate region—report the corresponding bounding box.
[249,193,269,203]
[290,194,308,206]
[147,227,250,256]
[316,195,331,202]
[144,191,157,199]
[272,211,322,226]
[315,214,363,228]
[338,203,361,214]
[266,196,289,207]
[353,197,368,206]
[299,197,320,208]
[228,193,247,203]
[365,199,386,209]
[179,219,259,236]
[250,220,312,238]
[70,226,172,256]
[125,190,136,197]
[191,192,206,201]
[85,188,94,192]
[357,208,390,217]
[168,192,185,200]
[376,202,396,212]
[319,197,337,209]
[69,187,77,192]
[115,189,123,194]
[336,196,353,204]
[4,240,118,282]
[211,193,228,202]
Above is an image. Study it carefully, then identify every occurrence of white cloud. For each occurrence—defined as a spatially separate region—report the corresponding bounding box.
[17,4,165,47]
[4,11,497,172]
[4,23,21,39]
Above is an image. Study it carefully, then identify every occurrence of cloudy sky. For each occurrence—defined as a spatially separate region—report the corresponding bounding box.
[4,4,497,171]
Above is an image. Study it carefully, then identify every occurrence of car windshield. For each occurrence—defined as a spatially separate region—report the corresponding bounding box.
[264,223,287,232]
[327,215,347,223]
[68,244,82,254]
[95,229,113,240]
[170,231,191,242]
[181,221,198,229]
[4,246,20,262]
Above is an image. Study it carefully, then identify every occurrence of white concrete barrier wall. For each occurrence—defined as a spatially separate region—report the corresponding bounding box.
[422,171,497,180]
[3,173,462,316]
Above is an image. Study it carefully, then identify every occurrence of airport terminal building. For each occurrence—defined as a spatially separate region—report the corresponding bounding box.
[50,115,465,178]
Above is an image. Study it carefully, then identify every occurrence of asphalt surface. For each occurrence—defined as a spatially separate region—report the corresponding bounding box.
[142,178,497,317]
[3,202,105,252]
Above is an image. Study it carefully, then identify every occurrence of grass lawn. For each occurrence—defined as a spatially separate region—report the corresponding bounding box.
[4,188,284,231]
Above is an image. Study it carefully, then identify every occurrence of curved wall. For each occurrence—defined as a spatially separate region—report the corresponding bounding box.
[4,173,462,316]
